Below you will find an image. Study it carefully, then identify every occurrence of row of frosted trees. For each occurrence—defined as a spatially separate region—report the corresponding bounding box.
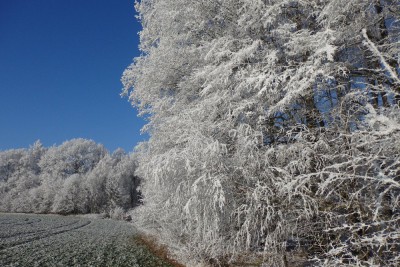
[0,139,139,215]
[122,0,400,266]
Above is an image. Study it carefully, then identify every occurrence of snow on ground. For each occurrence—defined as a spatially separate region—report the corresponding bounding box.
[0,213,173,267]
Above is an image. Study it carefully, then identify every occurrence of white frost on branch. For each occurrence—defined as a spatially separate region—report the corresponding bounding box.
[362,28,400,85]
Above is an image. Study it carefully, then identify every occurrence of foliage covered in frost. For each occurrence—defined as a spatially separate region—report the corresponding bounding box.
[123,0,400,266]
[0,139,140,215]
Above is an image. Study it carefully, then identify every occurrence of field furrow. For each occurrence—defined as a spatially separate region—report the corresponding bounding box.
[0,213,175,267]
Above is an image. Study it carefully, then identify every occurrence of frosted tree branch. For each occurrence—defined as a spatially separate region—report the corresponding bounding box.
[362,28,400,85]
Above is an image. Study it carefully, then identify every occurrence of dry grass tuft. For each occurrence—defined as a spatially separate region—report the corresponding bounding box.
[134,234,186,267]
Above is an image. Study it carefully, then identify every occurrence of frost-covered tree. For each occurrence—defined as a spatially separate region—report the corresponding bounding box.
[0,140,140,216]
[0,148,28,211]
[84,150,139,213]
[37,139,107,213]
[39,138,107,178]
[0,141,46,212]
[52,174,87,214]
[106,152,139,210]
[123,0,400,265]
[84,154,113,213]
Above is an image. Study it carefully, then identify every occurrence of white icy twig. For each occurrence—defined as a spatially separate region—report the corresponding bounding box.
[362,28,400,84]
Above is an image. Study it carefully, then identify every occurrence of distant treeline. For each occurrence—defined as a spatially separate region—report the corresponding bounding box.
[0,139,139,215]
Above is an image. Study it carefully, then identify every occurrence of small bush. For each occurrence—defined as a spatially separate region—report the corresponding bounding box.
[109,206,125,220]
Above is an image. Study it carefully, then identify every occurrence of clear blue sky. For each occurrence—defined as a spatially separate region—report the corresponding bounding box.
[0,0,146,152]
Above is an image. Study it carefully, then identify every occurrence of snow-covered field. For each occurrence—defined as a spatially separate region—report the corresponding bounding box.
[0,213,173,267]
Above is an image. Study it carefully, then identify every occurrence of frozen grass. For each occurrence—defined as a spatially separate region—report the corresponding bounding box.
[0,213,175,267]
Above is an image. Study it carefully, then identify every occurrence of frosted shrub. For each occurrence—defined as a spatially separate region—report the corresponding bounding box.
[109,206,126,221]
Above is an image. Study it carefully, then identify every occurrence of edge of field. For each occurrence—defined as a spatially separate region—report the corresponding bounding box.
[133,234,186,267]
